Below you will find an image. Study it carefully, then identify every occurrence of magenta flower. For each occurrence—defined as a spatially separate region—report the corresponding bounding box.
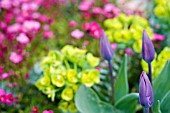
[16,33,30,44]
[5,93,14,105]
[91,29,101,38]
[43,31,54,39]
[69,20,77,27]
[111,43,117,51]
[153,33,165,41]
[0,66,3,74]
[89,22,102,38]
[79,1,93,11]
[92,7,103,15]
[139,71,154,108]
[71,29,84,39]
[103,3,120,18]
[9,52,23,64]
[42,110,54,113]
[125,48,134,56]
[0,32,5,44]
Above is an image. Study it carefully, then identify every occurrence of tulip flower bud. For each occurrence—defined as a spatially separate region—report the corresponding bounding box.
[100,32,114,61]
[142,30,155,63]
[139,71,154,108]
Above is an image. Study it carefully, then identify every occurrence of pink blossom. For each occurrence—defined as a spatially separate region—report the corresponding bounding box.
[103,3,120,18]
[16,33,30,44]
[22,20,40,32]
[7,23,21,33]
[153,33,165,41]
[89,22,102,38]
[43,110,54,113]
[71,29,84,39]
[9,52,23,64]
[0,32,5,44]
[83,40,89,47]
[82,22,90,30]
[0,0,12,9]
[79,1,93,11]
[111,43,117,51]
[43,24,50,31]
[0,73,10,79]
[43,31,54,39]
[125,48,134,56]
[89,22,100,32]
[92,7,103,15]
[91,29,101,38]
[69,20,77,27]
[21,2,39,11]
[0,89,6,103]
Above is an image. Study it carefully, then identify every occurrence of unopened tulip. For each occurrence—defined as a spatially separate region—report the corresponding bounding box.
[139,71,154,108]
[100,32,113,61]
[142,30,155,63]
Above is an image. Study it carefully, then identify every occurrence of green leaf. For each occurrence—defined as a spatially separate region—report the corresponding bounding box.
[115,93,139,113]
[114,55,129,102]
[160,90,170,113]
[153,59,170,111]
[75,85,116,113]
[155,100,162,113]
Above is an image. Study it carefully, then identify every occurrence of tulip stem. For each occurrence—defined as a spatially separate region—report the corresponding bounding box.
[148,63,152,85]
[108,60,114,104]
[144,107,149,113]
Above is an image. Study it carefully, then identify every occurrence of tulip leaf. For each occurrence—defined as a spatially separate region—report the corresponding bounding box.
[153,59,170,111]
[160,90,170,113]
[115,93,139,113]
[114,54,129,102]
[75,85,118,113]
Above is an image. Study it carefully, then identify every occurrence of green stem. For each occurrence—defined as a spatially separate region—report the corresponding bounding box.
[144,107,149,113]
[64,60,70,69]
[108,60,114,104]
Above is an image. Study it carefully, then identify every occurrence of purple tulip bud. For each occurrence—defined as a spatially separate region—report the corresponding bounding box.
[142,30,155,63]
[139,71,154,108]
[100,32,114,61]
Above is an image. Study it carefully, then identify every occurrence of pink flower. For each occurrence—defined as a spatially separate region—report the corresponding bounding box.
[153,33,165,41]
[71,29,84,39]
[0,73,10,79]
[69,20,77,27]
[43,31,54,39]
[79,1,93,11]
[111,43,117,51]
[16,33,30,44]
[0,32,5,44]
[103,3,120,18]
[0,89,6,103]
[92,7,103,15]
[21,2,39,11]
[91,29,101,38]
[22,20,40,32]
[82,22,90,31]
[89,22,102,38]
[7,23,21,33]
[43,24,50,31]
[0,0,12,9]
[9,52,23,64]
[89,22,100,32]
[5,93,14,105]
[125,48,134,56]
[43,110,54,113]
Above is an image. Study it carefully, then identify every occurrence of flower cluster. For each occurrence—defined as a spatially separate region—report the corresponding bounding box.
[104,13,153,53]
[0,0,54,80]
[0,89,15,105]
[154,0,170,18]
[141,47,170,78]
[35,45,100,113]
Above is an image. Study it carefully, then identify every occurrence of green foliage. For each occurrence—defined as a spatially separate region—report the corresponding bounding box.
[153,59,170,111]
[115,55,129,102]
[160,90,170,113]
[115,93,139,113]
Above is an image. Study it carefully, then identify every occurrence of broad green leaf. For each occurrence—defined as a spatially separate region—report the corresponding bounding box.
[75,85,116,113]
[115,93,139,113]
[160,90,170,113]
[153,59,170,111]
[114,55,129,102]
[155,100,162,113]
